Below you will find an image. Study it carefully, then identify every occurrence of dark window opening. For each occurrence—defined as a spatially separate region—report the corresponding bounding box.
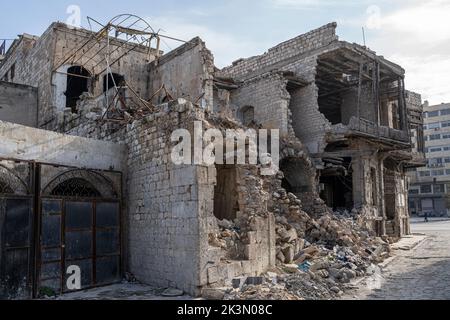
[319,157,353,210]
[51,178,101,198]
[214,165,238,221]
[65,66,90,113]
[371,167,378,207]
[280,158,314,195]
[10,63,15,81]
[316,53,362,125]
[379,80,403,130]
[103,73,125,93]
[238,106,255,126]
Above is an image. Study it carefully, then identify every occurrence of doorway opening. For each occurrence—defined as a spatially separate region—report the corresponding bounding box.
[103,73,125,93]
[214,165,238,221]
[319,157,353,211]
[383,159,397,221]
[280,158,314,195]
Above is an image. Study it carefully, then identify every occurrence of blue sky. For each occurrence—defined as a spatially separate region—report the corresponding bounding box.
[1,0,449,104]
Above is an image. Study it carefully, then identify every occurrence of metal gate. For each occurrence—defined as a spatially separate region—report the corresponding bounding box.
[0,160,34,299]
[37,165,122,296]
[0,159,122,299]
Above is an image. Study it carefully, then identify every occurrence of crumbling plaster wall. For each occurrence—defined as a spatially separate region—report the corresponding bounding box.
[0,120,126,171]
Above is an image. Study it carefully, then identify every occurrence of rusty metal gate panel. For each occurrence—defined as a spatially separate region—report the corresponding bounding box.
[0,159,122,299]
[37,164,122,297]
[0,160,34,300]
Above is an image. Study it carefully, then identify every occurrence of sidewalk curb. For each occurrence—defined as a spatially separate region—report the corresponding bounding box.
[380,235,429,269]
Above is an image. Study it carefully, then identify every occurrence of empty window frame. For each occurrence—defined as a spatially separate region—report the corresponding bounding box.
[420,185,432,193]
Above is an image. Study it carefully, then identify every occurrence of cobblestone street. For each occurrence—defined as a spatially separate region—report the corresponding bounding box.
[349,219,450,300]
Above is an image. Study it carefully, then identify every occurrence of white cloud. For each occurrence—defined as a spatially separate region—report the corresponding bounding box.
[147,16,263,68]
[367,0,450,104]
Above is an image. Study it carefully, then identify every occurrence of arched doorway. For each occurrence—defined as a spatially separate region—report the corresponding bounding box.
[65,66,90,113]
[238,106,255,126]
[39,170,120,295]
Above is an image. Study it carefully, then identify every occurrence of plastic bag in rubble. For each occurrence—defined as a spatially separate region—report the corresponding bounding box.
[298,261,312,272]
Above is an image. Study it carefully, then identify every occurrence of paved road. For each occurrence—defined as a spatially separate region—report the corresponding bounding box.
[355,220,450,300]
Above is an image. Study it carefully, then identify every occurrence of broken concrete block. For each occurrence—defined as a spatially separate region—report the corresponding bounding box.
[282,245,295,264]
[161,288,184,297]
[244,244,257,260]
[202,288,226,300]
[232,277,247,289]
[207,266,220,284]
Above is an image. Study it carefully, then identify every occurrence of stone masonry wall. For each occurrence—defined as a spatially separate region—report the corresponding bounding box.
[221,22,338,80]
[230,73,290,135]
[0,81,38,127]
[124,101,207,295]
[0,30,55,129]
[221,23,340,154]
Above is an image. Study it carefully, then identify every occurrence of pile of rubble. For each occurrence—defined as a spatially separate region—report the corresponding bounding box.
[220,170,391,300]
[224,270,345,300]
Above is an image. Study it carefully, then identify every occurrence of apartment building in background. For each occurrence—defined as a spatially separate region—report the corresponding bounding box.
[409,102,450,217]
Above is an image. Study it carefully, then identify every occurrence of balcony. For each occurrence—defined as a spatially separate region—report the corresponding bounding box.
[330,117,410,145]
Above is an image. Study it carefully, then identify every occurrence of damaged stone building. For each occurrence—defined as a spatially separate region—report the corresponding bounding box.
[0,16,424,299]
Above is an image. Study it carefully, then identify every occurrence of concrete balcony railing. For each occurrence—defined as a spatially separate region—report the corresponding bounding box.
[344,117,410,144]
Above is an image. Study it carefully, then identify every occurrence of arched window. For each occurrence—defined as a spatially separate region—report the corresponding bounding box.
[51,178,101,198]
[66,66,91,113]
[239,106,255,126]
[0,165,28,196]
